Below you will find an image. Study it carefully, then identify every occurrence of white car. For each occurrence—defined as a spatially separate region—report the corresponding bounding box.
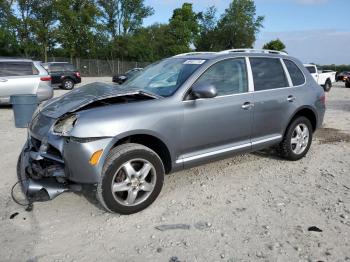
[304,64,336,92]
[0,59,53,104]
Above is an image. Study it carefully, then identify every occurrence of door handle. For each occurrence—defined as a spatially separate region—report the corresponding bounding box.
[0,78,8,82]
[241,102,254,110]
[287,95,296,102]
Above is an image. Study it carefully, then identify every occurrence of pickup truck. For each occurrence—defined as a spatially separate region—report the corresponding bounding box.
[304,64,336,92]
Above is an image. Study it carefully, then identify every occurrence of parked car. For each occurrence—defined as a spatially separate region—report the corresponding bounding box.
[337,71,350,82]
[112,68,143,84]
[0,59,53,105]
[18,49,325,214]
[346,77,350,88]
[42,62,81,90]
[303,64,336,92]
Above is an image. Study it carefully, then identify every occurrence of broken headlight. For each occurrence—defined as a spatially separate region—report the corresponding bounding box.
[53,114,78,136]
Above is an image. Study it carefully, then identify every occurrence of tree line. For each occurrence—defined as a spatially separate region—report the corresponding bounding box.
[0,0,267,63]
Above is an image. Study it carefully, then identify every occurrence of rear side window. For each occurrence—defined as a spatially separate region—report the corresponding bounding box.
[306,66,316,74]
[284,59,305,86]
[0,62,36,77]
[250,58,288,91]
[64,64,76,71]
[194,58,248,96]
[49,64,65,72]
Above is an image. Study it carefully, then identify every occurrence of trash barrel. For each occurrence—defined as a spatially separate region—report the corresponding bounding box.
[10,94,38,128]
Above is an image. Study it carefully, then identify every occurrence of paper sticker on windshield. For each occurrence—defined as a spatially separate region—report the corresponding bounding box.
[184,60,206,65]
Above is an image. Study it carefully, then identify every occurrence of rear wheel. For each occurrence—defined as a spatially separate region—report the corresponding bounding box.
[62,79,75,90]
[97,143,164,214]
[346,81,350,88]
[277,116,313,161]
[323,80,332,92]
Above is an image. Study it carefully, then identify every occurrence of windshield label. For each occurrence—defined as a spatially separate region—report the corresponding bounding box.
[184,60,206,65]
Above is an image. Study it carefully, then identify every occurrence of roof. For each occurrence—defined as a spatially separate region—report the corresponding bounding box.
[172,49,289,60]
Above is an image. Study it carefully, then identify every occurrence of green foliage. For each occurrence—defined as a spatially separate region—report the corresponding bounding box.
[0,0,267,63]
[195,6,218,51]
[216,0,264,49]
[55,0,101,61]
[167,3,199,55]
[320,64,350,73]
[262,39,286,51]
[98,0,154,38]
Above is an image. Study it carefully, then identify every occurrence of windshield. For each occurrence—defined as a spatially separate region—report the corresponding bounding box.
[123,58,205,97]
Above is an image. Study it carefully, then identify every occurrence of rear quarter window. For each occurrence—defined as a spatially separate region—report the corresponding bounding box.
[64,64,76,71]
[49,64,65,72]
[0,62,37,77]
[283,59,305,86]
[250,57,289,91]
[306,66,316,74]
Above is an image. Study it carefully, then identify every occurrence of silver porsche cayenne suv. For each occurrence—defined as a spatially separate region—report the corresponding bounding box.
[17,49,326,214]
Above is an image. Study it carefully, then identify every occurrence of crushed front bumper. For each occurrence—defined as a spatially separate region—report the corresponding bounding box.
[18,133,113,202]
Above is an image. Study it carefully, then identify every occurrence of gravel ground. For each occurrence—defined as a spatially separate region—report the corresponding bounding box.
[0,79,349,262]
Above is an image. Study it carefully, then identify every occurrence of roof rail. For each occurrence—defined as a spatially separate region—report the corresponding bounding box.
[174,52,217,57]
[219,49,288,55]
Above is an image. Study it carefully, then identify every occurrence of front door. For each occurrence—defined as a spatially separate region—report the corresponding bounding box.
[180,58,253,166]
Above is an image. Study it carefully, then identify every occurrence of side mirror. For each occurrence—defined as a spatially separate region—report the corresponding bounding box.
[191,83,217,99]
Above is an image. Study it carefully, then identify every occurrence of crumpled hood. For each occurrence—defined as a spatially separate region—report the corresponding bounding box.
[40,82,160,118]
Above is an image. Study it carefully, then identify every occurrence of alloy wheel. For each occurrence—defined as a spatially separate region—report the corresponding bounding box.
[291,123,309,155]
[111,158,156,206]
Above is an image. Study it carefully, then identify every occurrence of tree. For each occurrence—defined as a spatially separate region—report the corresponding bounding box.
[195,6,218,51]
[30,0,57,61]
[98,0,154,38]
[16,0,37,57]
[216,0,264,49]
[262,38,286,51]
[0,0,20,56]
[167,3,200,55]
[55,0,101,62]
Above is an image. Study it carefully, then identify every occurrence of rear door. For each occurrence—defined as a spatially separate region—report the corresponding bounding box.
[49,63,65,84]
[0,61,39,103]
[250,57,300,150]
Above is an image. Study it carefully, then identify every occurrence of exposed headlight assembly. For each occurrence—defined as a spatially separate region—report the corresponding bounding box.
[53,114,78,136]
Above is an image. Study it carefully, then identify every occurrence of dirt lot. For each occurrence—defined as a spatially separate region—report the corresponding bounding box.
[0,80,349,262]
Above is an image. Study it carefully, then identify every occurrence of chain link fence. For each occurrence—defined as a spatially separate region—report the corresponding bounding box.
[47,57,150,77]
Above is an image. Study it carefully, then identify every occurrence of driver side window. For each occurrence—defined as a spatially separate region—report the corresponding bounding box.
[194,58,248,96]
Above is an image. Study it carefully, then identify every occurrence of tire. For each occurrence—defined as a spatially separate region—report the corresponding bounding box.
[323,80,332,92]
[97,143,165,214]
[62,79,75,90]
[346,82,350,88]
[277,116,313,161]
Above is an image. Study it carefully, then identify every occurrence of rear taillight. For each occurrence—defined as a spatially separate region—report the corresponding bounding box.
[40,76,51,81]
[75,72,81,77]
[320,94,326,105]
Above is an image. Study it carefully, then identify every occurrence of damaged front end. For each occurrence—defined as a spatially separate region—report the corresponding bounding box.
[17,83,159,204]
[18,136,80,202]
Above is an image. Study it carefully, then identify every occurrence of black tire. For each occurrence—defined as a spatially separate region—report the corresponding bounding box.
[277,116,313,161]
[346,82,350,88]
[62,79,75,90]
[97,143,165,214]
[323,80,332,92]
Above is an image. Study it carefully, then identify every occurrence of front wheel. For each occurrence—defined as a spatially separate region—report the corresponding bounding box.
[277,116,313,161]
[97,143,165,214]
